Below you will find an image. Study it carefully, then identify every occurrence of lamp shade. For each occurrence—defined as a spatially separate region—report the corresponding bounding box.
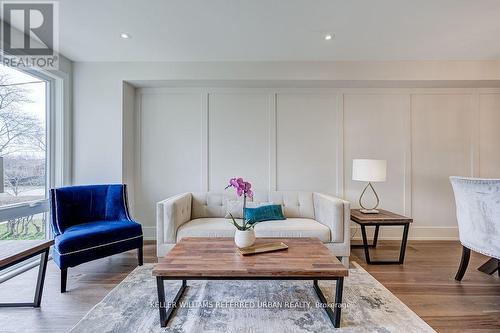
[352,159,387,182]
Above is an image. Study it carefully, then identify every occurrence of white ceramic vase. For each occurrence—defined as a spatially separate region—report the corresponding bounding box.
[234,229,256,248]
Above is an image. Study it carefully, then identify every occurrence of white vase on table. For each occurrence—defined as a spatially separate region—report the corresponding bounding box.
[234,229,255,248]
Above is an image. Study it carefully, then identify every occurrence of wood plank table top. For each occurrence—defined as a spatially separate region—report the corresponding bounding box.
[351,209,413,225]
[0,240,54,269]
[153,237,348,278]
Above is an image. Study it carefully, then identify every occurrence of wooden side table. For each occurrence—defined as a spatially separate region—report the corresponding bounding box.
[351,209,412,265]
[0,240,54,307]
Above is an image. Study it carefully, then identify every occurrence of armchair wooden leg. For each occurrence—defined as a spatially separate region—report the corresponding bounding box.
[477,258,500,275]
[138,247,143,266]
[61,268,68,293]
[455,246,470,281]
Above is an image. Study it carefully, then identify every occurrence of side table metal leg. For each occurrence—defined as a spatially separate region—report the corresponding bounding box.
[399,224,410,264]
[372,225,380,248]
[360,225,371,264]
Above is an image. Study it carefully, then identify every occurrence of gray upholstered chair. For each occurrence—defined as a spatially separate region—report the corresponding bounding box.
[450,177,500,281]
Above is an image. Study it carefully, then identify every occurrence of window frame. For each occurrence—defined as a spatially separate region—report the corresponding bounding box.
[0,68,54,240]
[0,64,69,279]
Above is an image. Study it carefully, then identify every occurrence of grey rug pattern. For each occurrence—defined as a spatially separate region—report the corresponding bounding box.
[71,262,435,333]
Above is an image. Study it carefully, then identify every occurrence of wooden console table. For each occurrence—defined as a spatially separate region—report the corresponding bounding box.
[351,209,412,265]
[0,240,53,307]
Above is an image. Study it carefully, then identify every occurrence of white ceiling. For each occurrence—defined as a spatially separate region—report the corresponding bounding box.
[52,0,500,61]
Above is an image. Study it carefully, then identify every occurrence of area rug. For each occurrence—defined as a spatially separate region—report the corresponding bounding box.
[70,262,435,332]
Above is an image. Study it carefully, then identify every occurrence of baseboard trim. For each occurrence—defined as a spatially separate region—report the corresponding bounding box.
[350,225,459,241]
[142,226,156,240]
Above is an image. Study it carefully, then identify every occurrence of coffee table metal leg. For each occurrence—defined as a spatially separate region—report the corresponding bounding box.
[0,249,50,308]
[313,278,344,328]
[156,278,187,327]
[156,277,167,326]
[334,277,344,327]
[33,248,49,307]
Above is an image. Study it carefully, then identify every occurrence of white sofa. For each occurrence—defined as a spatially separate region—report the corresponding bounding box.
[156,191,350,265]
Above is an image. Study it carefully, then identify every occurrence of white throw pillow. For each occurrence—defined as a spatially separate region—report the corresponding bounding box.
[225,200,273,219]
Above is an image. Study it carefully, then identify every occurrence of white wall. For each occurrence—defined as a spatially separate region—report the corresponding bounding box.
[72,61,500,239]
[73,61,500,184]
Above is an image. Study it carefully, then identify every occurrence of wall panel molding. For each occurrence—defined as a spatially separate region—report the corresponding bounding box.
[268,93,277,191]
[276,92,339,194]
[135,90,203,228]
[404,94,412,217]
[477,91,500,177]
[133,86,499,240]
[343,93,409,216]
[208,91,271,191]
[201,92,209,191]
[337,93,344,197]
[410,93,474,230]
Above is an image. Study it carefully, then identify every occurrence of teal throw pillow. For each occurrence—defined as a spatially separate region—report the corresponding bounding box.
[244,204,286,224]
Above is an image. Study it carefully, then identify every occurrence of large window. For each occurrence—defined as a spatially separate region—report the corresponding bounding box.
[0,65,49,241]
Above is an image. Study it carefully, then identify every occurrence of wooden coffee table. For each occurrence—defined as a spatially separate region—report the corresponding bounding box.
[153,237,348,328]
[0,240,53,307]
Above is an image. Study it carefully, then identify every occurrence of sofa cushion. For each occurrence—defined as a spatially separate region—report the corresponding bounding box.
[254,218,330,242]
[191,191,275,219]
[176,217,330,243]
[269,191,315,219]
[226,200,273,218]
[176,218,238,241]
[191,193,228,219]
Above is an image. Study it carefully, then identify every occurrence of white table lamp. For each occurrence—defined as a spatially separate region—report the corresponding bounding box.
[352,159,387,214]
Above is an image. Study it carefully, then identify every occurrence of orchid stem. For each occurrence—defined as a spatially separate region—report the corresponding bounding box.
[243,194,247,229]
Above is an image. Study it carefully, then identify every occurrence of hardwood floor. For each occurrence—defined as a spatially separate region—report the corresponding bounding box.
[0,240,499,332]
[351,240,500,333]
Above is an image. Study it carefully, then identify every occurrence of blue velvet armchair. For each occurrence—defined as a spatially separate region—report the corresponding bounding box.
[50,184,143,292]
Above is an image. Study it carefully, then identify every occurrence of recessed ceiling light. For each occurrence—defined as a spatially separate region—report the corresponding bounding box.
[324,34,333,41]
[120,32,131,39]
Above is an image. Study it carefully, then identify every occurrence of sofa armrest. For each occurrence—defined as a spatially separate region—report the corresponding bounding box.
[313,193,350,243]
[156,193,192,246]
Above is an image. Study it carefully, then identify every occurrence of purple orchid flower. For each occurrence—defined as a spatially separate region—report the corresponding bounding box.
[225,177,254,229]
[225,177,253,198]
